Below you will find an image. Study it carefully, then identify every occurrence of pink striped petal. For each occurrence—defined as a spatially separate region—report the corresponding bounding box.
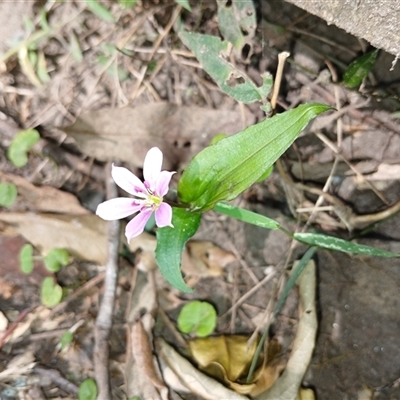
[155,170,175,197]
[125,209,153,241]
[155,202,173,227]
[143,147,163,189]
[112,164,146,195]
[96,198,141,220]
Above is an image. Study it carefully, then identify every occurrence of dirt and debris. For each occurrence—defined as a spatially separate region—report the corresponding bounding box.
[0,0,400,399]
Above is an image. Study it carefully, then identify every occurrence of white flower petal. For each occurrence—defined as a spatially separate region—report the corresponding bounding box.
[155,203,173,227]
[96,198,141,220]
[143,147,163,189]
[125,209,153,241]
[112,164,146,195]
[155,171,175,197]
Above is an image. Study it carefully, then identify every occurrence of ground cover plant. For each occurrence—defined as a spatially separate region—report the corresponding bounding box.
[1,1,400,399]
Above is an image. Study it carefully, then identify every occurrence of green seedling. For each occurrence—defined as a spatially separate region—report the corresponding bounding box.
[0,183,17,207]
[178,301,217,337]
[7,129,40,168]
[78,378,98,400]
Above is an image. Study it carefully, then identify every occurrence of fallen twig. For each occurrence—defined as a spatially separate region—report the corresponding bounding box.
[94,163,120,400]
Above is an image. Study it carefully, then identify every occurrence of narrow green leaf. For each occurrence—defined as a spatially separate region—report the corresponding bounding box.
[179,31,271,103]
[294,232,399,258]
[343,49,379,88]
[0,183,17,207]
[7,129,40,168]
[44,248,70,272]
[19,244,34,274]
[174,0,191,11]
[41,277,63,307]
[69,32,83,63]
[177,301,217,337]
[155,208,201,292]
[60,331,74,350]
[178,103,332,211]
[78,378,98,400]
[85,0,115,23]
[214,202,279,230]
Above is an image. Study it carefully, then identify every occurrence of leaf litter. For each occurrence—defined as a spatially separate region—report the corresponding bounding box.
[0,0,400,399]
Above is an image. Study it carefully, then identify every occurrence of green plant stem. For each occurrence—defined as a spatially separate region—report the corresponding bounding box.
[246,246,317,384]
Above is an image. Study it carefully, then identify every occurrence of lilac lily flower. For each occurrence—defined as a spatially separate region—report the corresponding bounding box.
[96,147,175,242]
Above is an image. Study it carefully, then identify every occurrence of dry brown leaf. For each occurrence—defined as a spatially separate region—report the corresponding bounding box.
[0,350,35,382]
[126,320,169,400]
[0,213,108,264]
[63,103,254,170]
[0,171,88,215]
[189,335,283,396]
[256,260,317,400]
[157,338,249,400]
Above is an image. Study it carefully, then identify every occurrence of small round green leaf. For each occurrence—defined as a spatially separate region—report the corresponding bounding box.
[78,378,98,400]
[0,183,17,207]
[7,129,40,168]
[177,301,217,337]
[19,244,34,274]
[44,248,70,272]
[41,277,63,307]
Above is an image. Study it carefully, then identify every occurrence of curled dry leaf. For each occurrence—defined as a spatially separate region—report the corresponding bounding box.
[157,338,249,400]
[0,171,88,215]
[126,320,169,400]
[256,260,317,400]
[63,103,255,170]
[188,335,284,396]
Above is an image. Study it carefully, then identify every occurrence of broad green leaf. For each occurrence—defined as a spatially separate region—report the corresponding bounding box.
[78,378,98,400]
[256,164,273,182]
[19,244,34,274]
[343,49,379,88]
[174,0,191,11]
[7,129,40,168]
[179,103,332,211]
[232,0,256,39]
[177,301,217,337]
[0,183,17,207]
[294,232,399,258]
[41,277,63,307]
[44,248,70,272]
[85,0,114,23]
[155,207,201,292]
[179,31,271,103]
[214,202,279,230]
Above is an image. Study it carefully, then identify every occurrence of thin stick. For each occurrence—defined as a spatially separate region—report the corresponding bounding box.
[94,163,120,400]
[270,51,290,110]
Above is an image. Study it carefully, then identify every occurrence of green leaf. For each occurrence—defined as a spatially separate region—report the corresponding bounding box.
[214,202,280,230]
[41,277,63,307]
[0,183,17,207]
[217,1,244,49]
[256,164,273,182]
[69,32,83,63]
[7,129,40,168]
[19,244,34,274]
[178,103,332,211]
[155,208,201,292]
[60,331,74,350]
[44,248,70,272]
[177,300,217,337]
[78,378,98,400]
[174,0,191,11]
[179,31,271,103]
[294,233,399,258]
[343,49,379,88]
[85,0,115,23]
[117,0,137,9]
